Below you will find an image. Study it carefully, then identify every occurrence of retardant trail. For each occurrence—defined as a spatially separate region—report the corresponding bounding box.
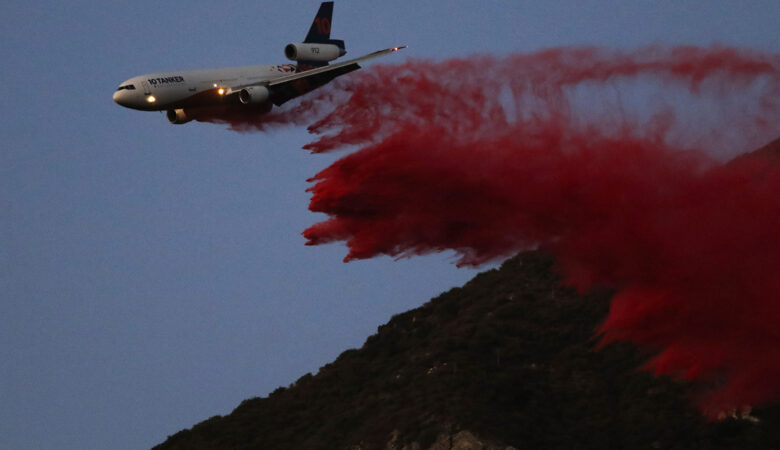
[237,47,780,415]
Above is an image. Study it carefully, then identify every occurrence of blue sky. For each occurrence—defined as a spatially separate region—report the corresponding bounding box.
[2,1,778,449]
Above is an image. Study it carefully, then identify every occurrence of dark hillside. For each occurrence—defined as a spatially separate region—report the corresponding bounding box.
[154,251,780,449]
[749,137,780,162]
[731,137,780,166]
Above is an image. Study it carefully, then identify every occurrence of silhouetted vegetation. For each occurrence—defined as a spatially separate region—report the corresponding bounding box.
[153,251,780,449]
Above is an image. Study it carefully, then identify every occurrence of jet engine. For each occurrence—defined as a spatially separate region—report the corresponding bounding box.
[239,86,270,105]
[166,109,192,124]
[284,43,345,62]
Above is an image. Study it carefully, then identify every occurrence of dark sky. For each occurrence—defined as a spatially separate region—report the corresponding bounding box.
[2,1,778,449]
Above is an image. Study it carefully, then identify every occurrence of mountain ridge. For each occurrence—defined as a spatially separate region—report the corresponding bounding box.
[154,250,780,449]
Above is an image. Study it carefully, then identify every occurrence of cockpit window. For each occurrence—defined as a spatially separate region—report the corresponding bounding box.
[116,84,136,91]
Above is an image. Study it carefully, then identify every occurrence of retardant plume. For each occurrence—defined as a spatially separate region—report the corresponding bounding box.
[297,46,780,415]
[193,94,332,132]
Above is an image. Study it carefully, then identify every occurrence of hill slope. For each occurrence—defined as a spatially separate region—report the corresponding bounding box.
[730,137,780,167]
[153,251,780,449]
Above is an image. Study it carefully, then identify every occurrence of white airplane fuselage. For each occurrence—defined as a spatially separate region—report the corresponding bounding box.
[113,1,405,125]
[113,64,298,111]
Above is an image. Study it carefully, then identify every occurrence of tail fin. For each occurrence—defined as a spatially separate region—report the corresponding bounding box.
[304,2,333,44]
[304,2,345,49]
[299,2,345,70]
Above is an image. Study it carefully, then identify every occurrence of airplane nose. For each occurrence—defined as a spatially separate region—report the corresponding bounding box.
[113,89,125,105]
[113,89,136,108]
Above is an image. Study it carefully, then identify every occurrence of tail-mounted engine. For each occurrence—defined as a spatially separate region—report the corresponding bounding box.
[284,43,345,62]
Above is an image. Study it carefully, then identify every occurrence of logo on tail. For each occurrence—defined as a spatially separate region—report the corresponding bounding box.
[305,2,335,44]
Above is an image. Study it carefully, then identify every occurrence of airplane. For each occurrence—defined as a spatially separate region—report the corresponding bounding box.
[113,2,405,124]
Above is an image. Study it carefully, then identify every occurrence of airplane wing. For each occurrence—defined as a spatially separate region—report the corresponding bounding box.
[231,46,406,106]
[268,46,406,87]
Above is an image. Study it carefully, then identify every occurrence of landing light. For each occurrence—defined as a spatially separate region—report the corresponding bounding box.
[217,88,225,95]
[146,95,156,103]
